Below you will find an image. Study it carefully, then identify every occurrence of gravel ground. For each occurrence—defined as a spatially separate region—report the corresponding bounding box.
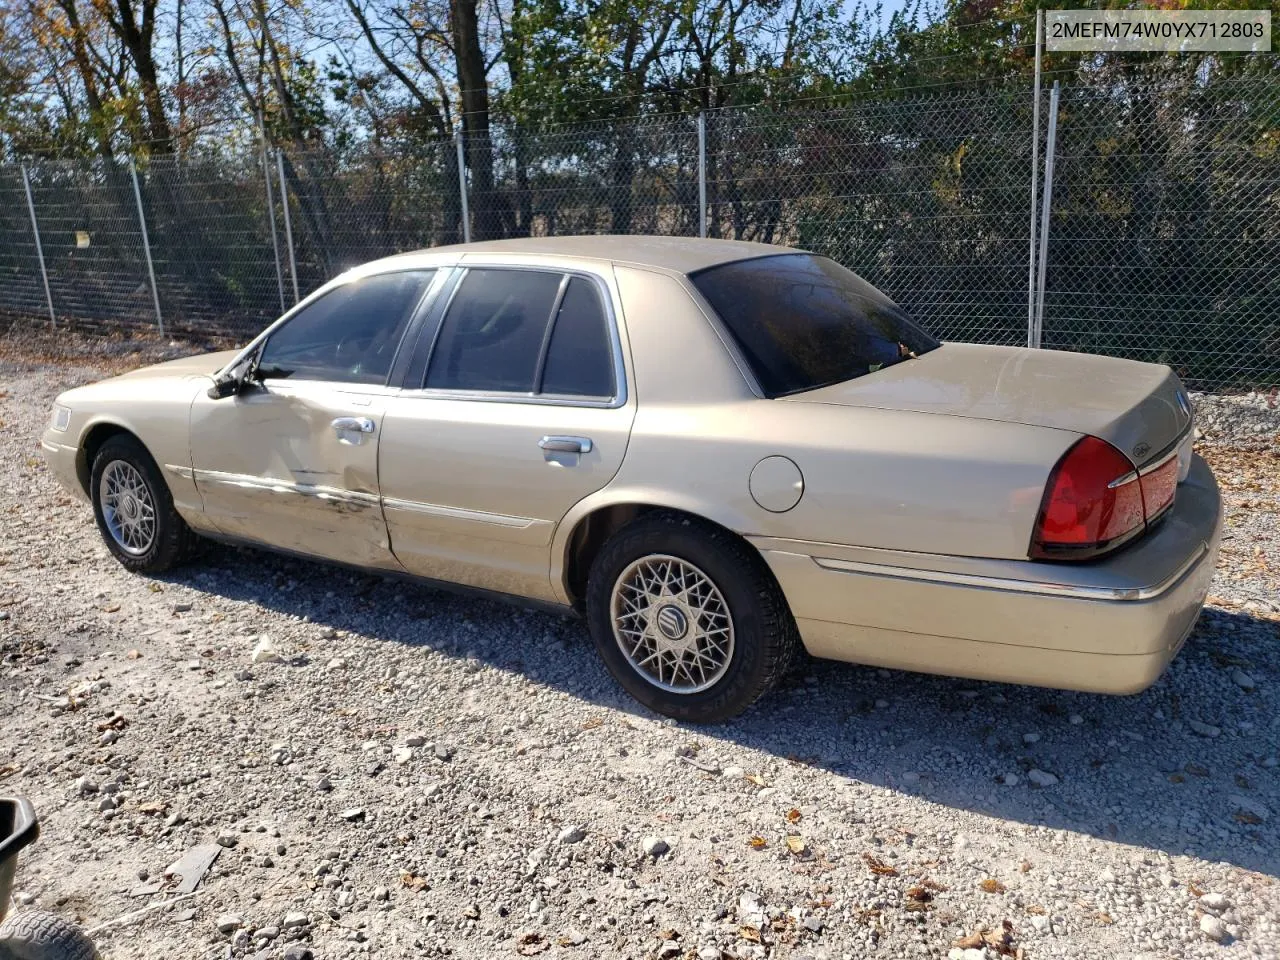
[1,336,1277,960]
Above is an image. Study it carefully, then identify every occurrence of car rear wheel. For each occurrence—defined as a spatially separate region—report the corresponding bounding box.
[585,512,799,723]
[90,435,200,573]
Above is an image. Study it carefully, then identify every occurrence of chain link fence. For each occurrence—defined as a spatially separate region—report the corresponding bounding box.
[0,75,1277,388]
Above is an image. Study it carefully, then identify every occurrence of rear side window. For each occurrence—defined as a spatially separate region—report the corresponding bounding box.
[539,277,615,398]
[691,254,940,397]
[426,269,562,392]
[259,270,434,384]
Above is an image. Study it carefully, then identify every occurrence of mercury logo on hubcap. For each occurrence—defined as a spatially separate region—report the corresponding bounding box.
[656,604,689,641]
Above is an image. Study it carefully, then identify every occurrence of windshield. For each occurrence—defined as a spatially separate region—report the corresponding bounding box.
[690,253,941,398]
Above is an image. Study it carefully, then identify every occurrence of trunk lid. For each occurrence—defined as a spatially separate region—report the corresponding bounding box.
[785,342,1193,467]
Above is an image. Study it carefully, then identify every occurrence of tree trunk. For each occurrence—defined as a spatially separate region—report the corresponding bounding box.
[450,0,502,239]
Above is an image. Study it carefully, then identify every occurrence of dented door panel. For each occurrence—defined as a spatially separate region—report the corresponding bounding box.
[188,380,400,569]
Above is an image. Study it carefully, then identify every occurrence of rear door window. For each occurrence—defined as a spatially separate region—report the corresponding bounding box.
[690,254,940,397]
[425,269,563,393]
[539,277,616,399]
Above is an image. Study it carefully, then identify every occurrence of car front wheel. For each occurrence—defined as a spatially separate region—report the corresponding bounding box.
[90,435,200,573]
[585,511,799,723]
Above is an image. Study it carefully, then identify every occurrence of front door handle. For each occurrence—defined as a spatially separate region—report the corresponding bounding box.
[538,435,592,454]
[332,416,375,435]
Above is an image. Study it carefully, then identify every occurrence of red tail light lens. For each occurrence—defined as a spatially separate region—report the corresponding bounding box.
[1031,436,1145,560]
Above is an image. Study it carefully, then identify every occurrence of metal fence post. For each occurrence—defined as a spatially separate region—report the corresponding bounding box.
[262,143,286,313]
[275,149,300,304]
[455,129,471,244]
[129,161,165,337]
[697,112,708,239]
[1026,8,1043,348]
[20,164,56,329]
[1033,81,1061,350]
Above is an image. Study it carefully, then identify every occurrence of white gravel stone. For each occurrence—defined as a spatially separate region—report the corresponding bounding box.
[1028,769,1058,787]
[557,825,586,845]
[216,914,242,934]
[1188,719,1221,737]
[642,836,669,857]
[251,637,282,664]
[1200,914,1229,942]
[1232,668,1256,690]
[1200,893,1231,914]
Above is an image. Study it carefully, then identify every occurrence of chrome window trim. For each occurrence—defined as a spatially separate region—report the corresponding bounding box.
[411,264,629,410]
[812,541,1208,602]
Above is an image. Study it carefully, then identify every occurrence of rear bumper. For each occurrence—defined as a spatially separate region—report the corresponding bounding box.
[754,454,1222,694]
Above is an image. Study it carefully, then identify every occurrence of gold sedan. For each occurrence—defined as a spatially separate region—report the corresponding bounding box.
[40,237,1222,722]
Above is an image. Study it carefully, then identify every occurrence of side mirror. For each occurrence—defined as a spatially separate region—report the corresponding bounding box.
[206,375,241,400]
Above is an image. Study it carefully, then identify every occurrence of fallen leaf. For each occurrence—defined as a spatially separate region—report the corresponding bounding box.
[1019,860,1032,873]
[747,835,768,850]
[1025,905,1046,915]
[580,717,603,730]
[399,870,429,891]
[953,932,984,949]
[657,928,680,941]
[862,853,898,877]
[738,926,761,943]
[745,773,766,787]
[906,886,934,903]
[980,878,1006,894]
[136,801,168,816]
[516,931,548,955]
[785,835,807,855]
[1235,811,1263,825]
[1095,911,1114,925]
[785,808,801,824]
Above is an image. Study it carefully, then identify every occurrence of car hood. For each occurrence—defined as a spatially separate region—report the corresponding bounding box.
[109,349,242,382]
[785,342,1192,466]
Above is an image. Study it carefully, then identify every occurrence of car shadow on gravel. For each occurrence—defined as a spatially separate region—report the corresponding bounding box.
[164,542,1280,879]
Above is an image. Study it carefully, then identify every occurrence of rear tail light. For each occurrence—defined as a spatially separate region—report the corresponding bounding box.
[1031,435,1177,561]
[1139,454,1178,519]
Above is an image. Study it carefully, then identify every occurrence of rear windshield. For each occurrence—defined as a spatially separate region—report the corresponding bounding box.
[690,253,941,397]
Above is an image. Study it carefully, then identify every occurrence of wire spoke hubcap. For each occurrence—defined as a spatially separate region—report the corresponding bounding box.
[610,554,735,694]
[99,460,156,556]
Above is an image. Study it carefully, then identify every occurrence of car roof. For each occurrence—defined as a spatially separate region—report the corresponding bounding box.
[381,235,800,275]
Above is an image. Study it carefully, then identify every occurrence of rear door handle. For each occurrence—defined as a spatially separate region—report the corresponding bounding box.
[332,416,375,434]
[538,435,592,454]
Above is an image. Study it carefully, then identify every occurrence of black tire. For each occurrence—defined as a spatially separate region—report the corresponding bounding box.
[0,910,98,960]
[585,511,800,724]
[89,434,201,573]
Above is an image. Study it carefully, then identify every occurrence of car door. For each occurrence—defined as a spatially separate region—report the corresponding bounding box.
[188,268,439,569]
[379,264,636,602]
